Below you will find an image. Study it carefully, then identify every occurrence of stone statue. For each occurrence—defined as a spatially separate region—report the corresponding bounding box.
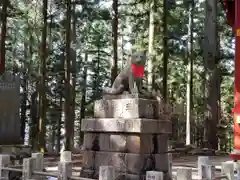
[103,51,147,97]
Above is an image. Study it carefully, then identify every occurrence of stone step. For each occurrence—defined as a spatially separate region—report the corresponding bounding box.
[81,118,172,134]
[81,151,170,174]
[94,98,171,119]
[83,133,168,154]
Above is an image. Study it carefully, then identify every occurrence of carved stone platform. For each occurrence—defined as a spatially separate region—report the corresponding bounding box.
[80,97,171,179]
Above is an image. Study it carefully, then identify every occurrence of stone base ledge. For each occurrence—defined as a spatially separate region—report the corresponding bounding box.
[82,151,170,174]
[81,118,172,134]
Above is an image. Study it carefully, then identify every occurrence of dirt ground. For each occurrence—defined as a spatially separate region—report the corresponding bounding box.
[172,155,231,168]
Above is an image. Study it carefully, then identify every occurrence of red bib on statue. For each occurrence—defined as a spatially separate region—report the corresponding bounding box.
[131,64,144,77]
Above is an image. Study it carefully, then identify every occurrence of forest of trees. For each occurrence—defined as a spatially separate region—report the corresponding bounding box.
[0,0,235,153]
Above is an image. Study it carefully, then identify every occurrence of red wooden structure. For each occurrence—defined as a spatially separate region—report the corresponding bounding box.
[224,0,240,160]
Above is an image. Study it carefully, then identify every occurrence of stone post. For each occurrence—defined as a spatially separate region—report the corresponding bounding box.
[146,171,163,180]
[221,161,234,180]
[201,164,215,180]
[31,153,44,180]
[198,156,210,178]
[58,151,72,180]
[176,167,192,180]
[22,158,36,180]
[0,155,10,180]
[99,166,116,180]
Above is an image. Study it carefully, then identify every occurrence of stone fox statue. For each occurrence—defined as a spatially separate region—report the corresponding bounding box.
[103,51,147,96]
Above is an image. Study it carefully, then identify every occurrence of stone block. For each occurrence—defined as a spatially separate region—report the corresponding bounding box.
[84,151,168,174]
[155,154,169,172]
[176,167,192,180]
[81,118,171,134]
[94,98,159,119]
[109,134,127,152]
[126,153,155,174]
[159,121,172,134]
[146,171,163,180]
[82,133,155,153]
[157,135,168,153]
[83,133,97,150]
[95,151,127,172]
[82,151,95,169]
[99,166,116,180]
[126,135,154,153]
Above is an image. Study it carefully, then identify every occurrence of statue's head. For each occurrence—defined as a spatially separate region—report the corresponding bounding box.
[131,50,147,65]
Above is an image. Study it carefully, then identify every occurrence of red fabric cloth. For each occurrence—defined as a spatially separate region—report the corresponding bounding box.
[232,105,240,114]
[224,0,235,27]
[131,64,145,77]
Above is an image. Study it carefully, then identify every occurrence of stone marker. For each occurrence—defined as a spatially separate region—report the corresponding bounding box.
[99,166,116,180]
[198,156,210,178]
[22,158,36,180]
[176,167,192,180]
[221,161,234,180]
[0,155,10,180]
[201,164,215,180]
[58,152,72,180]
[146,171,163,180]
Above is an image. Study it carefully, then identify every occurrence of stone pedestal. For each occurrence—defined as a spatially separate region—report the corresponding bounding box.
[80,95,171,179]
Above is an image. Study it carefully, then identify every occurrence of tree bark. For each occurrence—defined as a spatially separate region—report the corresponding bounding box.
[162,0,169,103]
[38,0,48,152]
[185,0,194,145]
[147,0,155,90]
[64,0,73,151]
[72,2,77,148]
[0,0,8,73]
[203,0,219,149]
[111,0,118,84]
[20,41,28,142]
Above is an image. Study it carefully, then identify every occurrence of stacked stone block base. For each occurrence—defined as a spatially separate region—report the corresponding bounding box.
[80,96,171,179]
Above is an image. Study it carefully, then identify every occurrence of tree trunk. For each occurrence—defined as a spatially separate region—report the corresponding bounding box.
[111,0,118,84]
[0,0,8,73]
[79,55,88,145]
[185,0,194,145]
[71,3,77,148]
[56,94,63,153]
[38,0,48,152]
[64,0,73,151]
[203,0,219,149]
[162,0,169,103]
[147,0,155,90]
[20,41,28,142]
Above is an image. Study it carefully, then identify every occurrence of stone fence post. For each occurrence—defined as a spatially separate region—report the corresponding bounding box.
[198,156,210,178]
[0,154,10,180]
[22,158,36,180]
[146,171,163,180]
[99,166,116,180]
[221,161,234,180]
[58,151,72,180]
[176,167,192,180]
[201,164,215,180]
[31,153,44,180]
